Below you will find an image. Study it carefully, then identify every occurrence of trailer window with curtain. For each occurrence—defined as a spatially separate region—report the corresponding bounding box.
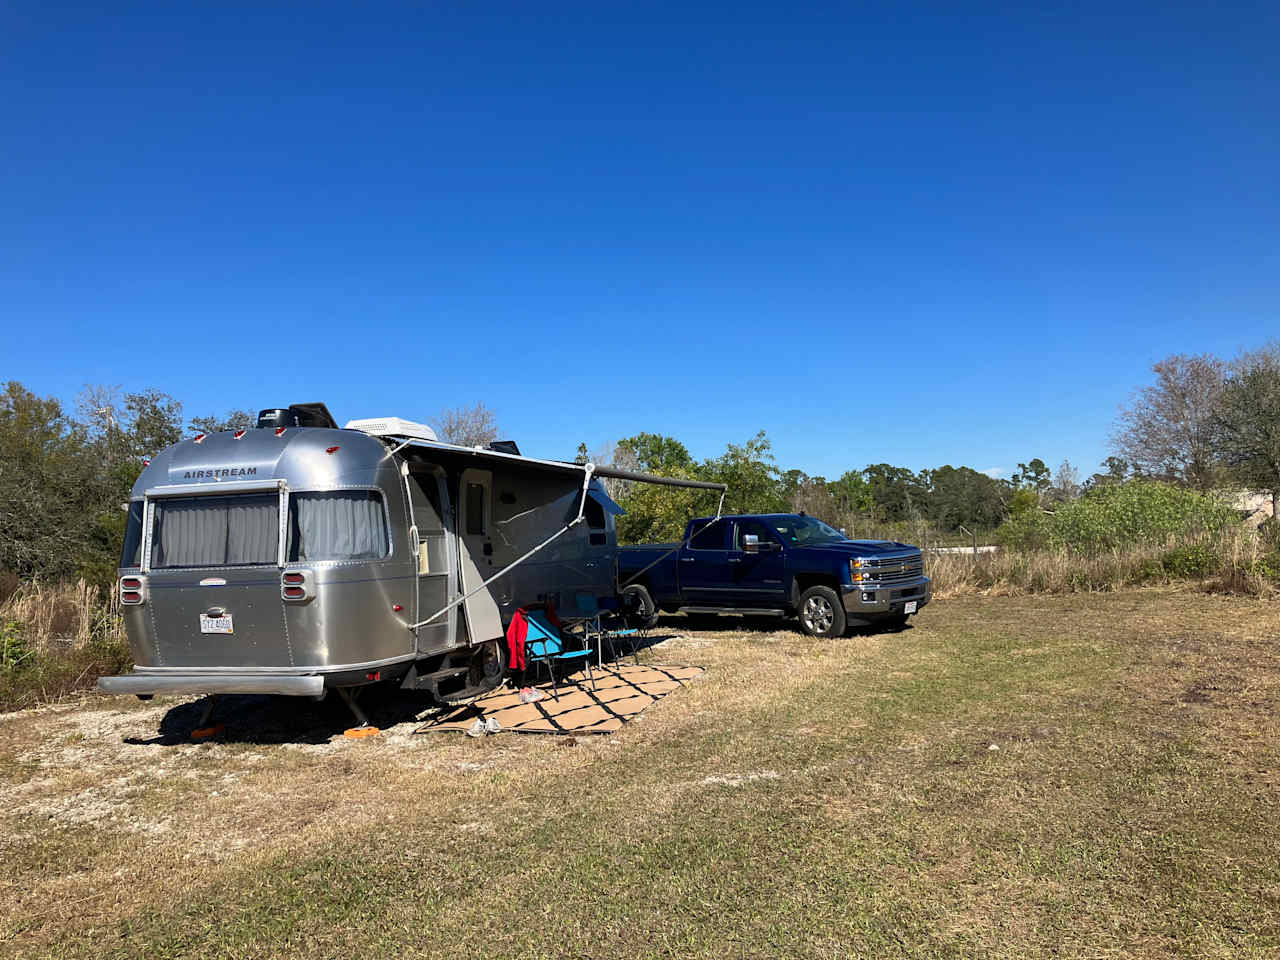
[151,494,281,568]
[287,491,389,562]
[121,501,144,567]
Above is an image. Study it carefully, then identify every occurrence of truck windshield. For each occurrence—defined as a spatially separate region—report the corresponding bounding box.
[151,494,280,568]
[769,516,847,546]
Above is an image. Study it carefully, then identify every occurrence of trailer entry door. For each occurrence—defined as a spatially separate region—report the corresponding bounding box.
[403,465,454,655]
[457,468,503,644]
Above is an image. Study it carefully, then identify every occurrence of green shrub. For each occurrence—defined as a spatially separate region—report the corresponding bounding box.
[995,510,1053,551]
[1,619,31,671]
[1136,558,1165,583]
[1252,550,1280,581]
[995,481,1239,555]
[1160,544,1218,578]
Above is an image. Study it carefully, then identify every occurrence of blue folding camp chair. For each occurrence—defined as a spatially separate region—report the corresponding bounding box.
[569,593,645,666]
[524,610,596,700]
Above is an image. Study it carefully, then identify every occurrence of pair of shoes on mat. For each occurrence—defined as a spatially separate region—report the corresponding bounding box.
[466,717,503,737]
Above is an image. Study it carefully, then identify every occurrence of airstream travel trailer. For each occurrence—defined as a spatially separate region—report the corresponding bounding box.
[98,404,724,727]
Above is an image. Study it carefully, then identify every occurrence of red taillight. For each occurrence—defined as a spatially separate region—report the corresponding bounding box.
[365,671,381,682]
[283,572,304,585]
[283,586,305,599]
[120,576,144,605]
[325,445,340,454]
[275,427,287,437]
[193,433,206,443]
[392,604,403,612]
[233,429,246,439]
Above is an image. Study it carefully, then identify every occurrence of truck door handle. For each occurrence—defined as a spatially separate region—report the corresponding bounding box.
[681,557,695,563]
[728,558,741,563]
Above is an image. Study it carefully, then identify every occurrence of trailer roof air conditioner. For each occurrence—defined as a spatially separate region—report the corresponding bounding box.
[344,417,439,441]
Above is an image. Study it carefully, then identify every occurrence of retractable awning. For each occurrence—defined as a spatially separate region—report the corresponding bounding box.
[389,437,727,493]
[393,436,728,632]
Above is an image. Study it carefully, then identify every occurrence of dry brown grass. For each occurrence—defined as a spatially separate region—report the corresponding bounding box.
[1,588,1278,958]
[928,528,1278,598]
[0,579,122,654]
[0,579,130,711]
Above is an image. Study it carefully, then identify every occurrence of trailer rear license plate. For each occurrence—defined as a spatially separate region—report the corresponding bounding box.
[199,614,233,634]
[904,601,918,614]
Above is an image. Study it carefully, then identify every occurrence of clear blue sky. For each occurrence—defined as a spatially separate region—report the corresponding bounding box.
[3,1,1276,481]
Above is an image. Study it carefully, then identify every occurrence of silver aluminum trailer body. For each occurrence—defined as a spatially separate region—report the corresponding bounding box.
[99,422,723,705]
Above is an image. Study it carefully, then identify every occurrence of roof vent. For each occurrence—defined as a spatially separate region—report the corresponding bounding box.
[344,417,438,441]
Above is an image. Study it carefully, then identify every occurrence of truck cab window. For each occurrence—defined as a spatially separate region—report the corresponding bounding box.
[735,519,778,549]
[689,520,727,550]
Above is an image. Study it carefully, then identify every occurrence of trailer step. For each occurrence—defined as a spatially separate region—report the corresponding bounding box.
[411,666,470,687]
[398,663,471,693]
[680,607,787,617]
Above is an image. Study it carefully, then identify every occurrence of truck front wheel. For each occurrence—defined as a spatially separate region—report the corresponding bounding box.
[797,585,846,638]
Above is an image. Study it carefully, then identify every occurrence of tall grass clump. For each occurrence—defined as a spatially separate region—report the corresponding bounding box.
[0,577,131,712]
[930,481,1275,597]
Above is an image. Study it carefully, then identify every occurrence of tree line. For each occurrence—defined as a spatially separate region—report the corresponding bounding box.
[3,340,1277,582]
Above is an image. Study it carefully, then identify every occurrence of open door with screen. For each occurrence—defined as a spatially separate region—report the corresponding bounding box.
[403,463,455,655]
[457,468,503,644]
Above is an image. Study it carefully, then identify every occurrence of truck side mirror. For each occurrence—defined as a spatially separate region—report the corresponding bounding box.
[742,533,760,553]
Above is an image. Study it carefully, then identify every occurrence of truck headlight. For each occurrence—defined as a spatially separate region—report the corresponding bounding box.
[850,558,876,583]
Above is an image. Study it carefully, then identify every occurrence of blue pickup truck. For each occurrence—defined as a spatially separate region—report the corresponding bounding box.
[617,514,931,637]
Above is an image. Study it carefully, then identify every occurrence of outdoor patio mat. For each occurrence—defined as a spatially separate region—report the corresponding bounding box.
[416,663,705,736]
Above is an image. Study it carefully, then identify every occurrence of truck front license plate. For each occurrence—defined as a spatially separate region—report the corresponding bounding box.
[903,601,918,614]
[199,614,233,634]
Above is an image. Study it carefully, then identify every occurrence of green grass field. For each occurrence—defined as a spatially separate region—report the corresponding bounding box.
[2,589,1278,958]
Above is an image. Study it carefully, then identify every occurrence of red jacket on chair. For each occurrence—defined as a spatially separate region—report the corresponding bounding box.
[506,603,561,672]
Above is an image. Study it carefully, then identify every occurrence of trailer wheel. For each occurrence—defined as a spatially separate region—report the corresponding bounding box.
[622,584,659,629]
[471,639,508,690]
[438,640,508,705]
[797,585,846,638]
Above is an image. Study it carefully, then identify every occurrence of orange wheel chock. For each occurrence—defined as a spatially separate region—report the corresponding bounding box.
[343,726,380,740]
[190,724,225,740]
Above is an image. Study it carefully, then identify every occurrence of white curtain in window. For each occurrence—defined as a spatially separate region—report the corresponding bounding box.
[292,493,387,561]
[154,495,279,567]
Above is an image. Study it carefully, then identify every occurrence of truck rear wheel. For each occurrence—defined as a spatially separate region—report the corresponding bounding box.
[622,584,659,629]
[797,585,846,638]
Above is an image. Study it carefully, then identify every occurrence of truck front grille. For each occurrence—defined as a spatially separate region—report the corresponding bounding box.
[867,554,924,584]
